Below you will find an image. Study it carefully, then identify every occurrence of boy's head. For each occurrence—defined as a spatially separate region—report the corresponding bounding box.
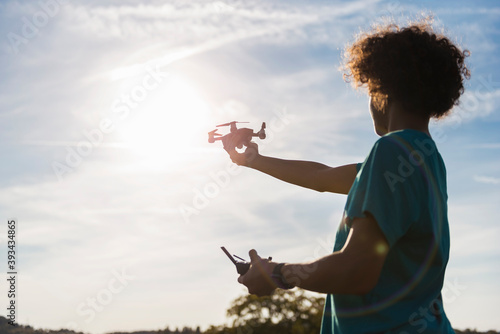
[342,18,470,119]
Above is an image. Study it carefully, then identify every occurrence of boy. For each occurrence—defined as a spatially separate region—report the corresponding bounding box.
[221,19,470,333]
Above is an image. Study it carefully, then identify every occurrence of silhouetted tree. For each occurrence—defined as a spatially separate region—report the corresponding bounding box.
[204,289,324,334]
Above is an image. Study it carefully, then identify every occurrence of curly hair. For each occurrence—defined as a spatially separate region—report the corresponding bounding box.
[342,18,471,119]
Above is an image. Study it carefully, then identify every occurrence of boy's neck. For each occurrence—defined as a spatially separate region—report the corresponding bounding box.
[387,101,431,137]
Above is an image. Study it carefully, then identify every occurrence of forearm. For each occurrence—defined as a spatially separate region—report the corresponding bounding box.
[249,155,327,190]
[281,252,372,295]
[279,216,388,295]
[249,155,358,194]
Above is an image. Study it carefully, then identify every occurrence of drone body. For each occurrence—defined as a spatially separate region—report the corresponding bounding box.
[208,121,266,148]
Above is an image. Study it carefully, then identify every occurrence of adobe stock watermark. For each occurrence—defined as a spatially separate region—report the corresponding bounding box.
[6,0,67,55]
[384,137,436,192]
[404,277,466,334]
[178,106,295,224]
[383,75,500,192]
[432,74,500,144]
[64,266,135,331]
[280,237,466,333]
[51,64,170,182]
[280,232,337,288]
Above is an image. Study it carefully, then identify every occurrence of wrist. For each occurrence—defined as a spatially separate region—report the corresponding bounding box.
[271,263,295,290]
[246,152,263,168]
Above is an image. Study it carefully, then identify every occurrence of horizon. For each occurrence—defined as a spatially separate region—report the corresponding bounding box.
[1,314,499,334]
[1,0,499,333]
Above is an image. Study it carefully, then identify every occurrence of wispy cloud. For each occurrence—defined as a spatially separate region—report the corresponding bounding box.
[1,0,500,333]
[466,143,500,149]
[473,174,500,185]
[433,84,500,127]
[101,0,379,80]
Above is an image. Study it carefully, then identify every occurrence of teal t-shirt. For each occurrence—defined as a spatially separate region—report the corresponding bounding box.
[321,129,455,334]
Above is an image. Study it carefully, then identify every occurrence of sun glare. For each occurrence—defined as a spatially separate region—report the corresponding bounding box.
[117,75,210,167]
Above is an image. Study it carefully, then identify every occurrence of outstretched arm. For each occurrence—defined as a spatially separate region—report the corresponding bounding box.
[251,155,358,195]
[222,136,358,195]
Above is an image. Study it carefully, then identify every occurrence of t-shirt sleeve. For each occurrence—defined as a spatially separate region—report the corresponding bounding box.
[345,136,423,247]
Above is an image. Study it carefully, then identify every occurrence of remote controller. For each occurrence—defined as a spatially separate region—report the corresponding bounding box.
[221,246,250,275]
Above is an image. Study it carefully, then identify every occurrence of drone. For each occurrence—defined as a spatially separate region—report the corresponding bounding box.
[208,121,266,148]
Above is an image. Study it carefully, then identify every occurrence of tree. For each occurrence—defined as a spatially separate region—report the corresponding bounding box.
[205,289,325,334]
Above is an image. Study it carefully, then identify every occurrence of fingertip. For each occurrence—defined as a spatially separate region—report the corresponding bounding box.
[248,249,260,262]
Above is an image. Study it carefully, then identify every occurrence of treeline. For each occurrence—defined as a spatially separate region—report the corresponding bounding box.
[109,328,201,334]
[455,331,499,334]
[0,317,201,334]
[1,290,498,334]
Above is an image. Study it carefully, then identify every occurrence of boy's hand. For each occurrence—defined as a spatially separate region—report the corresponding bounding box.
[221,133,260,167]
[238,249,277,297]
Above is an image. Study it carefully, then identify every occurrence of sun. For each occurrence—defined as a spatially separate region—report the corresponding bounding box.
[117,74,210,167]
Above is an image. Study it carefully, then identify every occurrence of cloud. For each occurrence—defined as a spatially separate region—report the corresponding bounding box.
[431,79,500,130]
[1,0,500,332]
[85,0,380,80]
[473,174,500,185]
[465,143,500,149]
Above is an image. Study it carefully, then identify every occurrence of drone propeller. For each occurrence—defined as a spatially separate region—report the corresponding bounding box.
[208,129,222,137]
[209,121,266,144]
[216,121,249,127]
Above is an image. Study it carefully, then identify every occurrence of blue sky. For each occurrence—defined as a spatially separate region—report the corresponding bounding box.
[0,0,499,332]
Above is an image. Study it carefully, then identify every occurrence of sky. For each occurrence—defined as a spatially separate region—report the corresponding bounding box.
[0,0,499,332]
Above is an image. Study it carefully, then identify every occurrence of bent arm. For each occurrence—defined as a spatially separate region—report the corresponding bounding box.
[281,214,389,295]
[249,155,358,195]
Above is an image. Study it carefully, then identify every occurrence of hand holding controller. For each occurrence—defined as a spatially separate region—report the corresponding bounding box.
[221,246,252,275]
